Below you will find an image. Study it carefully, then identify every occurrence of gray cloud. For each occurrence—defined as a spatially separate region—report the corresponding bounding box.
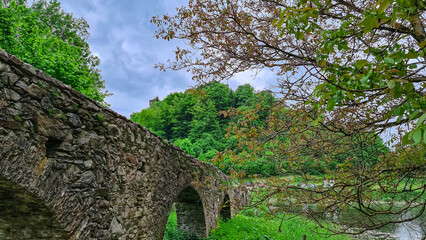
[55,0,270,117]
[55,0,191,117]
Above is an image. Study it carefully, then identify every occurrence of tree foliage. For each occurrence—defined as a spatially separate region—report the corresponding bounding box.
[131,82,281,174]
[152,0,425,234]
[0,0,108,102]
[152,0,425,143]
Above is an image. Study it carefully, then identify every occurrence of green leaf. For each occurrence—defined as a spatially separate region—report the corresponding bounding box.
[387,80,395,89]
[396,0,408,7]
[384,57,395,64]
[358,14,379,34]
[393,106,401,116]
[413,128,422,144]
[424,128,426,144]
[313,83,326,92]
[408,64,417,69]
[409,110,420,120]
[327,98,336,111]
[408,6,417,14]
[360,72,371,85]
[279,8,285,19]
[402,133,410,145]
[341,20,353,28]
[393,82,402,98]
[296,31,304,40]
[402,102,410,110]
[417,112,426,127]
[406,50,418,59]
[403,82,414,92]
[384,110,393,119]
[356,59,368,68]
[277,19,284,29]
[377,0,390,13]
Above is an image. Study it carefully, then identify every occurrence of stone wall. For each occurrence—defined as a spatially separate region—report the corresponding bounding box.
[0,50,245,239]
[175,187,206,237]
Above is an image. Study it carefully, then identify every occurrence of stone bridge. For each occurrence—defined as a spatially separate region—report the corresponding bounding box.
[0,50,246,239]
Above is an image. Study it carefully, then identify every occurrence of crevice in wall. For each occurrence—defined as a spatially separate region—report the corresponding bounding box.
[45,139,62,158]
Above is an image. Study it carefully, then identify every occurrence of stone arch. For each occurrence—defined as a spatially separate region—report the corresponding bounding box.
[174,186,206,238]
[0,176,69,240]
[220,193,231,221]
[1,50,241,239]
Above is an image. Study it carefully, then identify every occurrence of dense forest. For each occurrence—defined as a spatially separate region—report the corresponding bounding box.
[131,82,389,177]
[131,82,277,175]
[0,0,107,102]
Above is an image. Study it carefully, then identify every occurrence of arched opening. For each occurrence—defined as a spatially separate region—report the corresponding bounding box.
[0,176,69,239]
[164,186,206,239]
[176,187,206,237]
[220,194,231,221]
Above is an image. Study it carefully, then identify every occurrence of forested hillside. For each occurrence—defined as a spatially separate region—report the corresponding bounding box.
[130,83,274,168]
[131,82,388,177]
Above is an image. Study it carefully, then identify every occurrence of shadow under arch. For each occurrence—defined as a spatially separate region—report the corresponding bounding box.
[174,186,206,238]
[220,193,231,221]
[0,176,69,240]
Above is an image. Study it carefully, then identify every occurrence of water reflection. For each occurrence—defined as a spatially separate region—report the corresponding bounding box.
[336,206,425,240]
[392,212,425,240]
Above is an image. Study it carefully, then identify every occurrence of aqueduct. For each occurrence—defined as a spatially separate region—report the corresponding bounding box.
[0,50,246,239]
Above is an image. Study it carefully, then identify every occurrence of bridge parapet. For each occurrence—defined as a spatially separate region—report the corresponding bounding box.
[0,50,245,239]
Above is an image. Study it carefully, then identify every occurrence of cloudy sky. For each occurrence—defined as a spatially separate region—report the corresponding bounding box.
[50,0,274,118]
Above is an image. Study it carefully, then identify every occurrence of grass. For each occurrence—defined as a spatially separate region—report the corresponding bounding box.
[210,215,349,240]
[164,211,349,240]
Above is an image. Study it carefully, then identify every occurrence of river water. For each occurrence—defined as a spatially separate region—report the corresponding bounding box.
[337,206,425,240]
[382,212,424,240]
[393,218,425,240]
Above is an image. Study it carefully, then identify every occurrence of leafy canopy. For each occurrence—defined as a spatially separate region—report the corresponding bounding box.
[152,0,425,145]
[0,0,108,102]
[131,83,284,174]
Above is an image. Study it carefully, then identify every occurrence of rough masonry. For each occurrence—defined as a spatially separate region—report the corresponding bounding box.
[0,50,246,239]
